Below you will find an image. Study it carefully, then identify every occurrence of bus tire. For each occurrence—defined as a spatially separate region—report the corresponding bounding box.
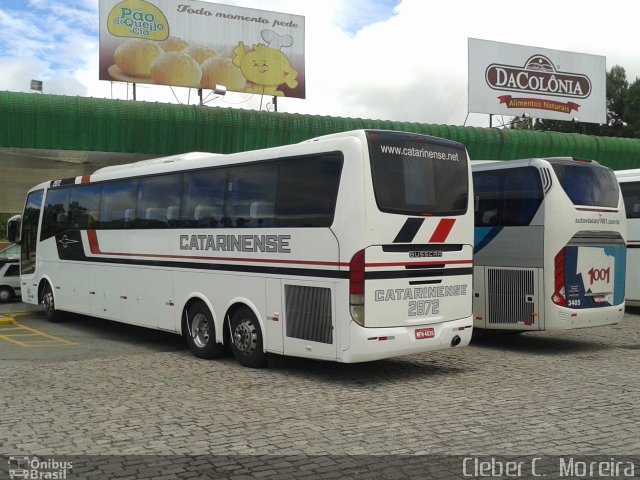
[230,307,267,368]
[185,302,225,359]
[41,283,64,323]
[0,286,14,303]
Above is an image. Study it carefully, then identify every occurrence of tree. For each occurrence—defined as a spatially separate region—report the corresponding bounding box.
[606,65,628,135]
[508,65,640,138]
[622,78,640,137]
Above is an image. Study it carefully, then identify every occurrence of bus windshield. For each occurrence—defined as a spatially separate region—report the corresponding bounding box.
[367,132,468,215]
[551,161,619,208]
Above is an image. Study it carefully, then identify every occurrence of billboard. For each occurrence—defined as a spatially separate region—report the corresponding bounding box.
[99,0,305,98]
[468,38,606,124]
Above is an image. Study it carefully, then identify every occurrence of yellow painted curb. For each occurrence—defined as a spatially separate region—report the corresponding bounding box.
[0,317,16,325]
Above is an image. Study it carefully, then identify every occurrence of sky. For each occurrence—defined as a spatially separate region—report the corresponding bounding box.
[1,0,640,128]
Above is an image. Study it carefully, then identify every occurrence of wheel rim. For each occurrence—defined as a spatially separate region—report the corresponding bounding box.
[233,319,257,355]
[43,291,54,312]
[191,313,210,348]
[0,290,10,302]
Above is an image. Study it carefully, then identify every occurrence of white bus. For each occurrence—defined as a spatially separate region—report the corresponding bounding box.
[614,169,640,306]
[8,130,474,367]
[472,157,626,332]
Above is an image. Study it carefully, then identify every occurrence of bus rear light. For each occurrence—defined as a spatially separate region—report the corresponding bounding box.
[553,248,567,307]
[552,292,566,306]
[349,250,365,326]
[349,250,365,295]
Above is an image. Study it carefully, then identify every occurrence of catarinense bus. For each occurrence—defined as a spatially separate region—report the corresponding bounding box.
[8,129,474,367]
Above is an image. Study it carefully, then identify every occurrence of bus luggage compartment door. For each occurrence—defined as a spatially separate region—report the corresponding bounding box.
[282,280,337,360]
[363,244,473,328]
[484,267,540,330]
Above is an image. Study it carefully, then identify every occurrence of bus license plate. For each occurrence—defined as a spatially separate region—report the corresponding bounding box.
[415,327,435,340]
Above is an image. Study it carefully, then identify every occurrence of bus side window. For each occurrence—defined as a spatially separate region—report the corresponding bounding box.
[69,184,101,229]
[167,206,180,227]
[275,155,342,227]
[124,208,136,225]
[620,182,640,219]
[145,207,168,227]
[482,209,498,226]
[100,179,139,229]
[503,167,542,226]
[472,171,501,227]
[228,165,277,228]
[182,169,226,228]
[137,174,181,229]
[194,205,222,227]
[250,201,275,227]
[42,187,70,240]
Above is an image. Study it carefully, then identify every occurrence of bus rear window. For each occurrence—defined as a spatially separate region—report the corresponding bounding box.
[551,162,619,208]
[368,134,468,215]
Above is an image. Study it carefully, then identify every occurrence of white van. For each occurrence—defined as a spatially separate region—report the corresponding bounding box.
[0,259,21,302]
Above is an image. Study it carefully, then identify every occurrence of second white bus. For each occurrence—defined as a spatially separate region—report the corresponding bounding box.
[472,157,626,332]
[8,129,474,367]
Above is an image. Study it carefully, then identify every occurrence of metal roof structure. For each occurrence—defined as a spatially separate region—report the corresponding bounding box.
[2,90,640,169]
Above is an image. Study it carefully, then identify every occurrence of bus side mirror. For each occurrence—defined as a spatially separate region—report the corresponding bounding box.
[7,215,22,244]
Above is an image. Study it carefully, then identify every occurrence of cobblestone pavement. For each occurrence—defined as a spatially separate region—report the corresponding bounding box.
[0,308,638,478]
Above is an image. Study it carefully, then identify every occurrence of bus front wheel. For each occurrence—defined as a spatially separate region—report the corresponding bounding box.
[185,302,225,359]
[42,283,63,323]
[230,307,267,368]
[0,286,14,303]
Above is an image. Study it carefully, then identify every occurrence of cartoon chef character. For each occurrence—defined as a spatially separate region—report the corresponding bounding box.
[232,30,298,96]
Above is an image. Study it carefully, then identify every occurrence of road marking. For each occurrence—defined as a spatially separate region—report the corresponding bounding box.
[0,319,75,348]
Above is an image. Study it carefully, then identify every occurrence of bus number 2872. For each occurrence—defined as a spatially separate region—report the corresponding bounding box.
[408,299,440,316]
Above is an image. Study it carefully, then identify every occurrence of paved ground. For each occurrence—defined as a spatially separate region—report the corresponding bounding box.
[0,302,638,478]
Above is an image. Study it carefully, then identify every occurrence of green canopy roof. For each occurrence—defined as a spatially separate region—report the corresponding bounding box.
[2,91,640,169]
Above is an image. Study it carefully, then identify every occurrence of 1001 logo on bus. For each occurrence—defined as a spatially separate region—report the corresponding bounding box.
[588,267,610,285]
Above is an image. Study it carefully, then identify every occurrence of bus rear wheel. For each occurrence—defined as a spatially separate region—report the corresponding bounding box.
[42,283,63,322]
[230,307,267,368]
[185,302,225,359]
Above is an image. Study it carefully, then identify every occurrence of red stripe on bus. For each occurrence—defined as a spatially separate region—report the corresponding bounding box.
[85,230,347,267]
[428,218,456,243]
[87,229,102,254]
